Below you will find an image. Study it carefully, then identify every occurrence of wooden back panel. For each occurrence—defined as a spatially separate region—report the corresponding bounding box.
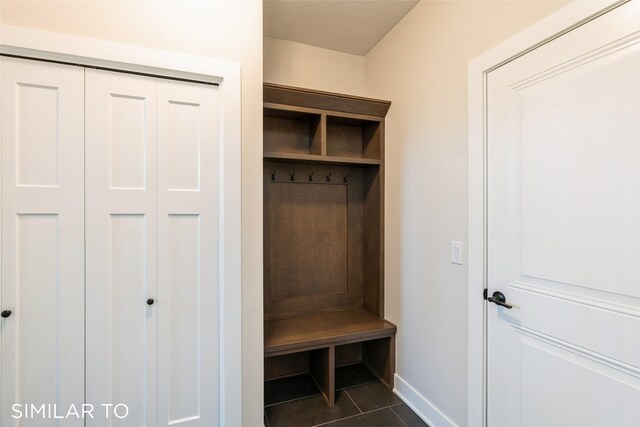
[264,163,364,318]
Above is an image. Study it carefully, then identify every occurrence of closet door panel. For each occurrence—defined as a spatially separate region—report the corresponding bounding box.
[157,80,220,426]
[107,214,150,413]
[1,57,85,427]
[85,69,158,427]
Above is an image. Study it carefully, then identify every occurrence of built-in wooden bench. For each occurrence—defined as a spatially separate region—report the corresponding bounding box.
[262,84,394,407]
[265,309,396,356]
[264,309,396,406]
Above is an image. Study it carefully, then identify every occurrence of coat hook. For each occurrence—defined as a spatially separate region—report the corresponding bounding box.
[271,170,276,181]
[326,171,332,182]
[289,170,296,181]
[308,171,314,182]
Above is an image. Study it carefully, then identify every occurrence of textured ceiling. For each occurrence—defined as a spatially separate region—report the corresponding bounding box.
[264,0,419,55]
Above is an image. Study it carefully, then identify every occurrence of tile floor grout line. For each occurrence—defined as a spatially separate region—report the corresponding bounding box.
[336,379,379,392]
[357,403,397,415]
[390,405,410,427]
[311,407,390,427]
[264,393,322,408]
[344,389,363,414]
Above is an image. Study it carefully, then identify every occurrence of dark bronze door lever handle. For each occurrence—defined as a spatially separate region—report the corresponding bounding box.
[488,291,512,309]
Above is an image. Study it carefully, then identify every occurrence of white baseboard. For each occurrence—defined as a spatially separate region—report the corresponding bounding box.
[393,374,458,427]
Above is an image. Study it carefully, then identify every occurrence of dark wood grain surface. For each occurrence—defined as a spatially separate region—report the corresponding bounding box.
[263,164,364,318]
[264,309,396,356]
[310,346,335,406]
[265,83,391,118]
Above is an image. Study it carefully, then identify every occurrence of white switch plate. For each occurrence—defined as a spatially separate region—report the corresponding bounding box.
[451,241,463,265]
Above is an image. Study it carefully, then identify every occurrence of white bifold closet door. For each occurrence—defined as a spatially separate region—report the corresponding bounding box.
[85,68,220,427]
[156,78,220,427]
[85,70,159,427]
[0,58,85,426]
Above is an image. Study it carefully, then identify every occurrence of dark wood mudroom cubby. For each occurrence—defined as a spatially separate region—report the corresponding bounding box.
[326,114,381,160]
[263,83,395,407]
[264,104,322,157]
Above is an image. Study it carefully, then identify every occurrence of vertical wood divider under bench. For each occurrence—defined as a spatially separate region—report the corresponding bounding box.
[363,335,395,390]
[309,346,335,407]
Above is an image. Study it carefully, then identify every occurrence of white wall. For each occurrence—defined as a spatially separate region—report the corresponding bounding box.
[264,36,365,96]
[364,1,568,425]
[0,1,264,426]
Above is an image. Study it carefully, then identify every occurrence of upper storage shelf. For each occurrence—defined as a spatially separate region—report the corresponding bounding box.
[264,104,322,157]
[263,83,391,166]
[326,114,381,160]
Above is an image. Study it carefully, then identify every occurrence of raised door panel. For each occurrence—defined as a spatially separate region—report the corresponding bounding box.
[85,69,158,427]
[157,80,220,426]
[1,57,85,427]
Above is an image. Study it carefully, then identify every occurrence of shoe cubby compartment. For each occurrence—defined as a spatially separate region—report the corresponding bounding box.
[264,327,396,407]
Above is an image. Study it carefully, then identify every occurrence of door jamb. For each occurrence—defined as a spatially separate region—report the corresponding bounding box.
[0,25,243,426]
[466,1,626,426]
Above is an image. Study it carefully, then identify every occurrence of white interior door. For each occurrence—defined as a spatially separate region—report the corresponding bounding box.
[0,57,85,426]
[157,79,220,426]
[85,69,158,427]
[487,3,640,426]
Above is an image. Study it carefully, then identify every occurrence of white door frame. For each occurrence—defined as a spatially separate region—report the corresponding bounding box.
[466,1,627,426]
[0,25,243,426]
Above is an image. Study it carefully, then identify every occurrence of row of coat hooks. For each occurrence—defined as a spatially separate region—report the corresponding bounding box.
[271,168,350,183]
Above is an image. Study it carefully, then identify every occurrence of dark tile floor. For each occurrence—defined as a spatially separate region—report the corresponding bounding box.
[264,364,429,427]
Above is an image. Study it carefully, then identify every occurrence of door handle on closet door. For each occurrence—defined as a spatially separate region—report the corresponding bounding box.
[147,299,155,306]
[1,310,12,318]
